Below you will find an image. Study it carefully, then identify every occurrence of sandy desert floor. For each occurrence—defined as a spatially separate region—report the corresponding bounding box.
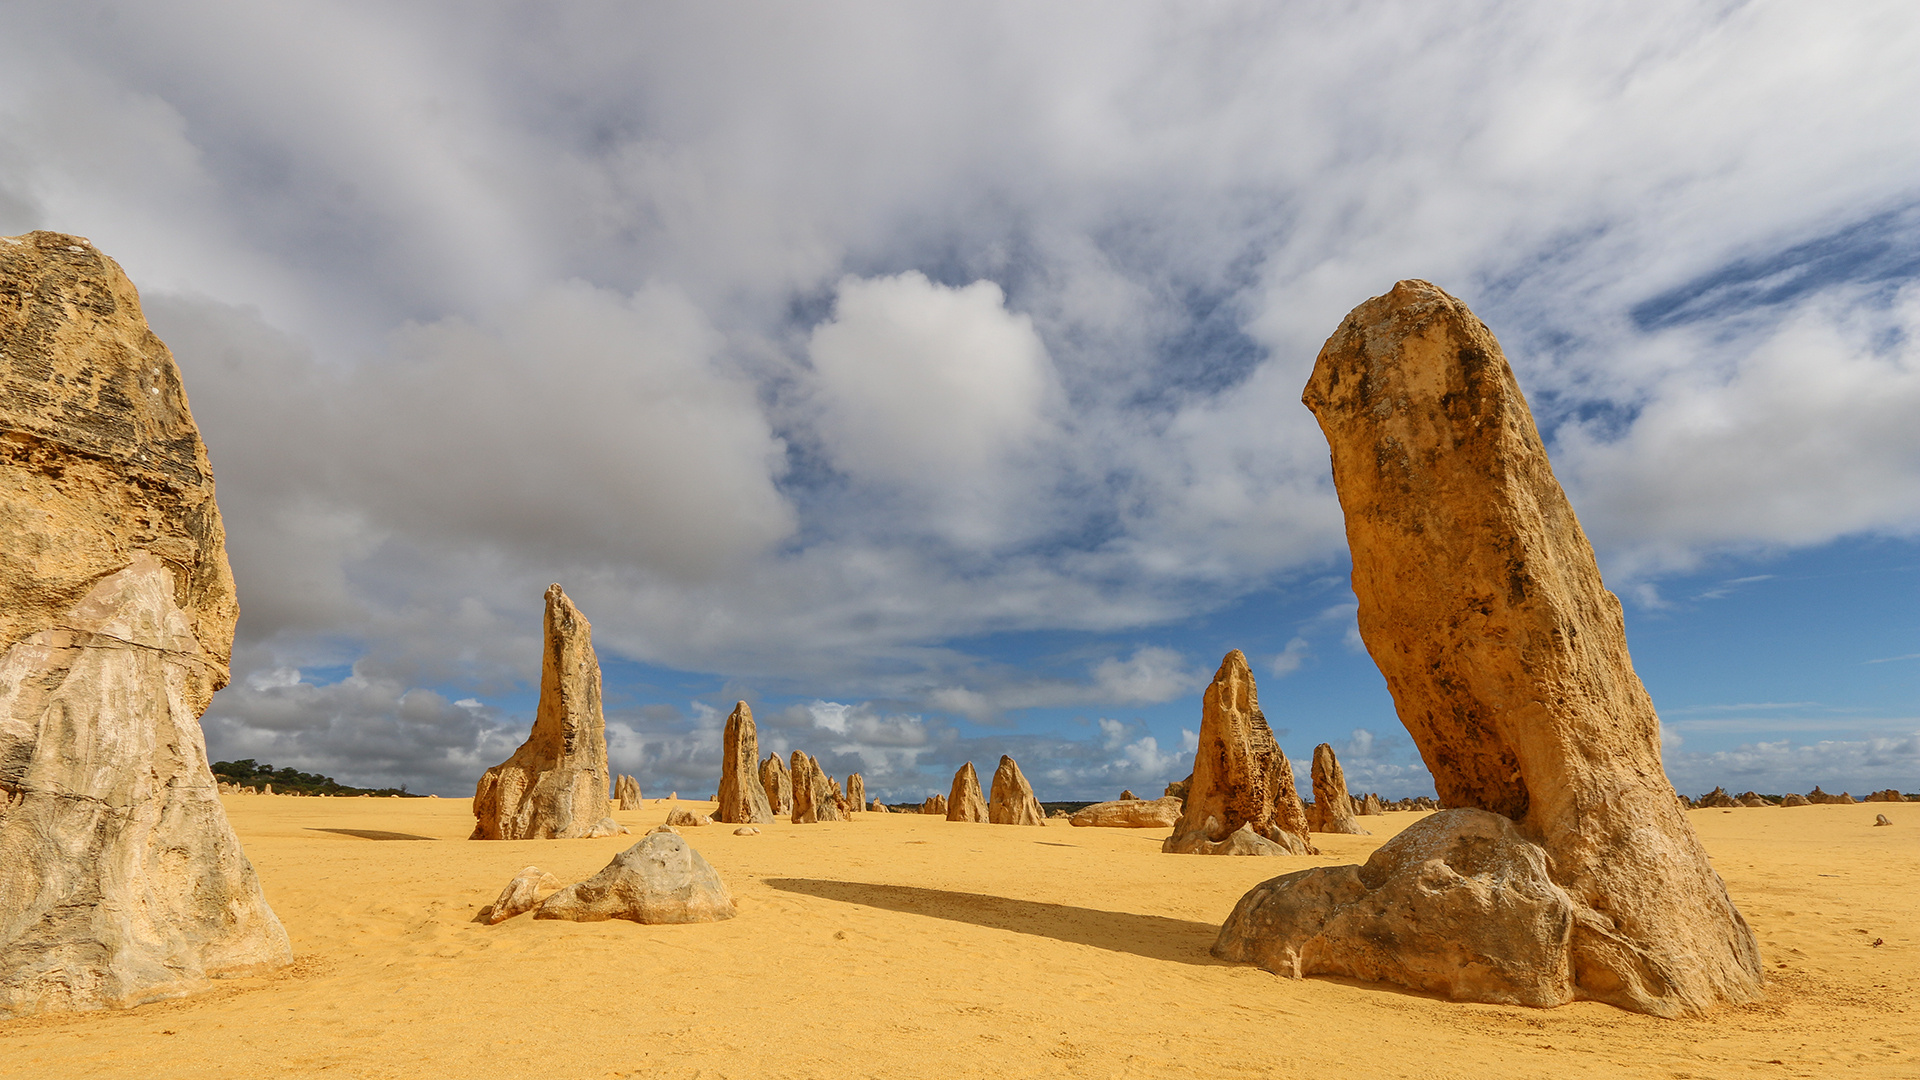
[1,797,1913,1079]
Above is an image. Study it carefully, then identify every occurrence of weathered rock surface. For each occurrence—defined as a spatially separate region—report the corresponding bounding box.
[987,755,1046,826]
[790,752,842,823]
[1359,793,1383,816]
[1865,789,1906,803]
[0,233,291,1017]
[1874,814,1892,827]
[733,827,759,836]
[665,809,711,827]
[471,585,612,840]
[1780,793,1810,807]
[1295,279,1762,1016]
[534,833,736,924]
[586,817,630,837]
[813,757,844,821]
[846,773,866,813]
[946,762,989,823]
[920,795,947,815]
[477,866,561,924]
[614,774,643,810]
[1069,796,1184,829]
[869,799,890,813]
[715,702,773,825]
[1698,787,1737,809]
[1308,744,1368,835]
[1163,651,1314,856]
[1216,810,1581,1006]
[760,752,791,817]
[1735,792,1771,808]
[1165,776,1191,803]
[1119,790,1137,801]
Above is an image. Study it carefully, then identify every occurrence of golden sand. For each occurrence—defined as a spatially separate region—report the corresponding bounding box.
[1,798,1913,1078]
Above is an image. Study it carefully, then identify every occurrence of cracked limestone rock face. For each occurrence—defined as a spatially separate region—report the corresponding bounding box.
[0,232,291,1017]
[759,752,791,816]
[1163,651,1315,856]
[1069,796,1184,829]
[535,833,736,924]
[987,755,1046,826]
[471,585,613,840]
[1293,279,1762,1016]
[946,762,988,823]
[714,702,772,825]
[1307,744,1368,835]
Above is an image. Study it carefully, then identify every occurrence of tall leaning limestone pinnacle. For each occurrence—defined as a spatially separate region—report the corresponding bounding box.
[714,702,772,825]
[1215,279,1762,1018]
[471,585,617,840]
[0,232,291,1017]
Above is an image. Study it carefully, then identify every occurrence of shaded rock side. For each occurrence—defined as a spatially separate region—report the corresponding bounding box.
[790,752,844,823]
[1865,789,1906,803]
[1300,279,1762,1016]
[1779,793,1810,807]
[1308,744,1368,835]
[1163,651,1315,856]
[1070,796,1184,829]
[846,773,866,813]
[812,756,845,822]
[0,233,291,1018]
[615,774,643,811]
[714,702,773,825]
[1360,793,1383,816]
[471,585,612,840]
[1697,787,1737,809]
[534,833,735,924]
[988,755,1046,826]
[760,753,791,816]
[478,866,561,925]
[1215,810,1579,1007]
[946,762,989,823]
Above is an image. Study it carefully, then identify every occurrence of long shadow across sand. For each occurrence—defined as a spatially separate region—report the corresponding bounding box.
[307,827,438,841]
[764,879,1225,966]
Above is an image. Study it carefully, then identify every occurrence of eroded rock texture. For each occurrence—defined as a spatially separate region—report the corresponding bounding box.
[1163,651,1314,856]
[0,232,291,1017]
[760,752,791,817]
[920,794,947,815]
[470,585,612,840]
[987,755,1046,826]
[1069,796,1184,829]
[534,833,735,924]
[477,866,562,925]
[1292,279,1762,1016]
[615,774,643,811]
[715,702,773,825]
[846,773,866,813]
[1307,744,1368,835]
[946,762,988,823]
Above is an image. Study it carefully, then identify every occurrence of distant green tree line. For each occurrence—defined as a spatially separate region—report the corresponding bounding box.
[211,758,419,798]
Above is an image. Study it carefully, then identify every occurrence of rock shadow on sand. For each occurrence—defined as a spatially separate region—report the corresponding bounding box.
[764,879,1223,966]
[307,828,438,841]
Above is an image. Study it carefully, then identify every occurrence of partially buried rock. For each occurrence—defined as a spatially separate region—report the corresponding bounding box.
[470,585,613,840]
[1874,814,1892,826]
[477,866,561,924]
[1070,796,1183,829]
[987,755,1046,826]
[714,702,773,825]
[1163,651,1315,856]
[1292,279,1761,1016]
[0,233,291,1017]
[760,752,792,817]
[535,833,735,924]
[1307,744,1368,835]
[946,762,989,823]
[733,827,759,836]
[665,809,711,827]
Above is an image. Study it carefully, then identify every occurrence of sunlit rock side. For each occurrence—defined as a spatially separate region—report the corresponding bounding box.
[1163,651,1315,856]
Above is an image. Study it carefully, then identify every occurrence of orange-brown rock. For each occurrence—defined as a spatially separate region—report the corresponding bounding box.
[946,763,988,823]
[0,233,291,1017]
[790,752,842,823]
[760,753,791,816]
[1874,814,1892,826]
[1359,793,1383,816]
[846,773,866,814]
[920,794,947,815]
[1287,279,1762,1016]
[614,774,643,811]
[1698,787,1737,808]
[471,586,613,840]
[987,755,1046,826]
[1163,651,1314,856]
[1779,793,1810,807]
[477,866,561,924]
[1069,796,1184,828]
[1307,744,1368,835]
[715,702,773,825]
[665,809,711,827]
[1864,789,1906,803]
[1118,790,1137,801]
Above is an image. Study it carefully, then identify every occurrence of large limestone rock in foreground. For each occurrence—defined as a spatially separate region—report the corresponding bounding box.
[760,752,791,816]
[714,702,773,825]
[1307,744,1367,835]
[471,585,614,840]
[534,833,736,924]
[1070,796,1184,828]
[1292,279,1762,1016]
[987,755,1046,826]
[0,232,290,1017]
[1163,651,1315,856]
[947,762,989,823]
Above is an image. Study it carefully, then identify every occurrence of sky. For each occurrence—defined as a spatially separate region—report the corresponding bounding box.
[3,2,1916,801]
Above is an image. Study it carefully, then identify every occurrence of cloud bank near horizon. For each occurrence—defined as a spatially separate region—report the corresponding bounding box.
[3,2,1917,796]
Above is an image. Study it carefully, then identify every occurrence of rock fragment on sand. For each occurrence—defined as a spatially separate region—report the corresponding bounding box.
[987,755,1046,826]
[1291,279,1762,1016]
[479,866,562,924]
[760,752,792,817]
[1874,814,1892,827]
[947,762,989,823]
[471,585,613,840]
[585,817,630,837]
[1307,744,1368,835]
[715,702,773,825]
[665,809,712,827]
[1070,796,1184,829]
[0,233,291,1017]
[1163,651,1315,856]
[535,833,736,924]
[733,827,760,836]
